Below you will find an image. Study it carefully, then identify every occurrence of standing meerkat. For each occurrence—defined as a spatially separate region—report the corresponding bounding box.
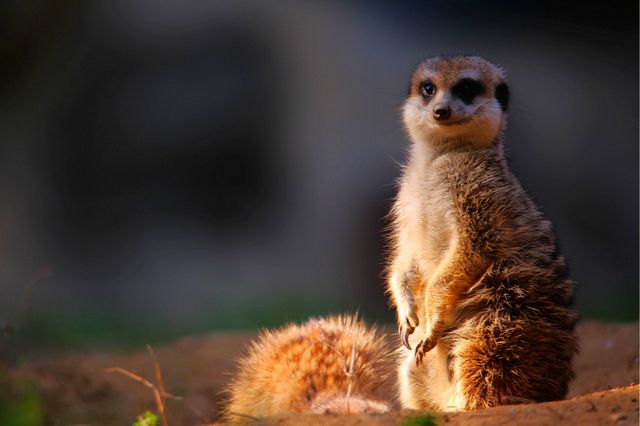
[386,55,578,411]
[223,315,393,422]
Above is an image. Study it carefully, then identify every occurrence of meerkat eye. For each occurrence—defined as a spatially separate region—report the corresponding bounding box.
[452,78,484,105]
[420,82,436,98]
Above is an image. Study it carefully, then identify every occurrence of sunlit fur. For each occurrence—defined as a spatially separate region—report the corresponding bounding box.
[223,315,393,423]
[403,57,505,150]
[387,56,578,411]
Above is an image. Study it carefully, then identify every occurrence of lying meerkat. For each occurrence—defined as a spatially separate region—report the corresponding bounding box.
[224,315,393,422]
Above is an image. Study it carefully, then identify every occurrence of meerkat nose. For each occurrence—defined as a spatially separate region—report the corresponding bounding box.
[433,106,451,121]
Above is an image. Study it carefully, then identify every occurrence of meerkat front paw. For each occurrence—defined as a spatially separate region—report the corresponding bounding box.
[398,306,419,350]
[396,266,420,350]
[393,265,421,350]
[414,317,443,367]
[414,334,438,367]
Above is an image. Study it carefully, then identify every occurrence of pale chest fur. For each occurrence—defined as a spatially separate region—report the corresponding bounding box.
[396,159,456,281]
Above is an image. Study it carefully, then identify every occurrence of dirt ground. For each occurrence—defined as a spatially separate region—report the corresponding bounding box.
[5,321,639,425]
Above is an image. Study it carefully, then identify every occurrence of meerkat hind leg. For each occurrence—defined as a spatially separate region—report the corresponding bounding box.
[399,341,462,411]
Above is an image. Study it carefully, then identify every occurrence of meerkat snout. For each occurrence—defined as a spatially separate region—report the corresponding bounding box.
[433,105,451,121]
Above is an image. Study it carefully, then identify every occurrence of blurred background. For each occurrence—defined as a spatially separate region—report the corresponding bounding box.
[0,0,637,350]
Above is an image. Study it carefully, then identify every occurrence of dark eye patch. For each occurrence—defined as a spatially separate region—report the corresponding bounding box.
[451,78,485,105]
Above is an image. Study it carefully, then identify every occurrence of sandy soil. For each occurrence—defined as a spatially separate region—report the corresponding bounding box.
[5,321,639,425]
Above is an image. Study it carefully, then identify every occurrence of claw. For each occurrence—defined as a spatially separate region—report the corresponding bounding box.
[397,305,419,351]
[402,329,412,350]
[415,341,424,366]
[398,324,414,350]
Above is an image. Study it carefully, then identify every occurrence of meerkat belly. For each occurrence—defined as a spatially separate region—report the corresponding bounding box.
[418,193,455,280]
[412,196,456,339]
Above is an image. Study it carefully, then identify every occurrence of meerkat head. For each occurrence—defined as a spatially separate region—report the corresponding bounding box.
[403,55,509,149]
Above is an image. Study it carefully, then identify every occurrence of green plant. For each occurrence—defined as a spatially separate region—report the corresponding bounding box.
[0,372,44,426]
[132,410,158,426]
[401,413,437,426]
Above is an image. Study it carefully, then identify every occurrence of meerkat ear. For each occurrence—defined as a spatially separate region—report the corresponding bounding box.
[495,83,509,112]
